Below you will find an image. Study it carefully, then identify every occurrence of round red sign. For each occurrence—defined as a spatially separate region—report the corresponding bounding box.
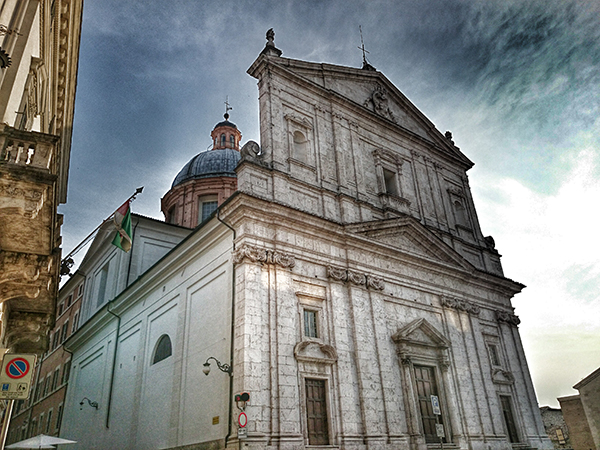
[238,412,247,428]
[6,358,30,379]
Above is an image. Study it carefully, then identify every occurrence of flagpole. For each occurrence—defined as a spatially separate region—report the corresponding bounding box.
[60,187,144,275]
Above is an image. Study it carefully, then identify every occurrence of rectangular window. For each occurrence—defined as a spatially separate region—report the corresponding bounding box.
[45,409,53,433]
[499,396,519,443]
[51,367,60,391]
[30,419,36,438]
[414,365,444,443]
[55,404,63,432]
[35,381,43,402]
[489,344,501,366]
[304,309,318,338]
[62,360,71,384]
[66,294,73,308]
[60,321,69,343]
[57,301,64,316]
[77,283,84,298]
[305,378,329,445]
[383,168,399,196]
[44,375,51,396]
[52,331,60,350]
[96,264,109,307]
[199,199,218,223]
[72,311,79,333]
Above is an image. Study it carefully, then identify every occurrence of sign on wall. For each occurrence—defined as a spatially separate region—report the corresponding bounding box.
[0,354,37,399]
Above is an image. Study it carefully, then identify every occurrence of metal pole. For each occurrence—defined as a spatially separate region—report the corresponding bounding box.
[60,187,144,264]
[0,400,15,450]
[437,415,444,450]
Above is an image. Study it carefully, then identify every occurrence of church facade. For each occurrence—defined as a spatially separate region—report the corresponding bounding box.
[60,32,552,450]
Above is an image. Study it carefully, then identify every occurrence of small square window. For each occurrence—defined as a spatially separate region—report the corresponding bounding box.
[304,309,318,338]
[198,195,218,223]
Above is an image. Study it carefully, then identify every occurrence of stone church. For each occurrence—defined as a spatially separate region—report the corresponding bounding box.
[60,31,552,450]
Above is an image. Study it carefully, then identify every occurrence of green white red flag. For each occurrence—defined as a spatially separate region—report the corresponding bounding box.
[111,200,132,252]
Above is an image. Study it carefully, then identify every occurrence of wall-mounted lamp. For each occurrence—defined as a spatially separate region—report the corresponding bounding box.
[79,397,99,410]
[203,357,232,376]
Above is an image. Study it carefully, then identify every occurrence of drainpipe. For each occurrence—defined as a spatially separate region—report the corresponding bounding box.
[216,208,236,448]
[105,303,121,429]
[59,346,74,435]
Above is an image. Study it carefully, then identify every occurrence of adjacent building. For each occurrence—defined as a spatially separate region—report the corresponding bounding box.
[5,216,191,445]
[0,0,83,354]
[57,31,552,450]
[558,367,600,450]
[539,406,572,449]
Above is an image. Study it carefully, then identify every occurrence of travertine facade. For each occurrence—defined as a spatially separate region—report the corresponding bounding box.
[0,0,83,353]
[59,32,551,450]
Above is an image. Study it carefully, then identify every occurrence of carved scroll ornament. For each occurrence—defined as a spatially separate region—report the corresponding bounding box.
[233,244,295,269]
[441,296,481,316]
[495,310,521,326]
[326,265,385,290]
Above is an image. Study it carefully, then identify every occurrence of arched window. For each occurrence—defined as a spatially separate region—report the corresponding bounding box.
[293,130,308,162]
[152,334,172,365]
[230,135,235,147]
[220,133,226,147]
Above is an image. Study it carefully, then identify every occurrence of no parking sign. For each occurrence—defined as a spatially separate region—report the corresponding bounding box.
[0,354,36,399]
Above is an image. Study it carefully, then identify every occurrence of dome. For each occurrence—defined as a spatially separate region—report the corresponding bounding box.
[214,119,237,130]
[171,148,241,188]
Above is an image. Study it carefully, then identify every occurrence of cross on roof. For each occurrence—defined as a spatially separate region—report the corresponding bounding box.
[358,25,370,67]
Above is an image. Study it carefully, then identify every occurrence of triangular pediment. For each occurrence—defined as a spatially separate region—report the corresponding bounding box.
[391,318,450,349]
[347,216,474,271]
[250,55,472,167]
[79,220,118,269]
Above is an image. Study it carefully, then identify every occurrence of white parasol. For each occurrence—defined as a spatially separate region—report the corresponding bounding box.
[5,434,77,449]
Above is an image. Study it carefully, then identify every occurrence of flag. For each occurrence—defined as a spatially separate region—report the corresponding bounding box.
[111,200,132,252]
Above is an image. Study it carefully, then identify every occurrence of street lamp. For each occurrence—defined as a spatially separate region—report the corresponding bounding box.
[79,397,99,410]
[203,357,232,376]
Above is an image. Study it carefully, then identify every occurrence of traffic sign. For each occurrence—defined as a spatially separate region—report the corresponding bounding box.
[431,395,441,415]
[0,354,36,399]
[238,427,247,439]
[238,412,247,428]
[6,357,30,379]
[436,424,445,438]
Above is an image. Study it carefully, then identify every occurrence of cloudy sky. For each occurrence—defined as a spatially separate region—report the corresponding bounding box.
[59,0,600,408]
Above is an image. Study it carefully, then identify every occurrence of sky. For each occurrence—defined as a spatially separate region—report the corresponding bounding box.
[59,0,600,408]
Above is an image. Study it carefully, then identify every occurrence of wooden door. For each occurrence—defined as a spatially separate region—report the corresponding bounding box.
[414,365,444,443]
[305,378,329,445]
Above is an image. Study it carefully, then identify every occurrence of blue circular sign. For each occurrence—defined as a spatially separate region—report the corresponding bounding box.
[6,358,30,379]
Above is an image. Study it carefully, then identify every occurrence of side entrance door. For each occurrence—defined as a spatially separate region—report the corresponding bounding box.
[305,378,329,445]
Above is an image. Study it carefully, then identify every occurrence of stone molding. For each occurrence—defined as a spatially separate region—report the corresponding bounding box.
[495,310,520,326]
[447,185,464,197]
[372,148,404,166]
[492,368,515,385]
[441,296,480,316]
[232,244,295,269]
[326,265,384,290]
[294,341,337,364]
[284,113,312,130]
[0,184,46,219]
